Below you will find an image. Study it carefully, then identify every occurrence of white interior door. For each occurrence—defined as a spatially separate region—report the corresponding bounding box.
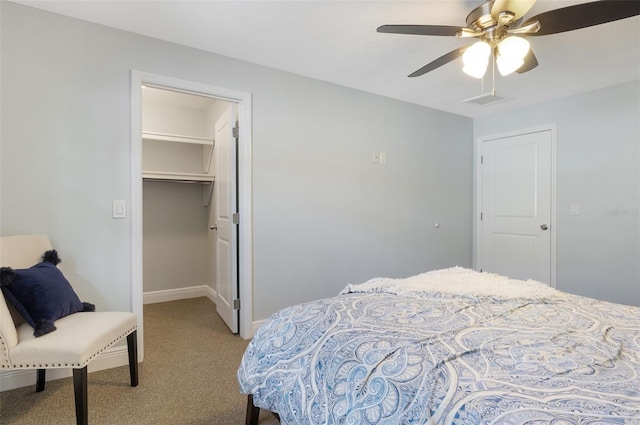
[480,129,552,283]
[214,105,238,333]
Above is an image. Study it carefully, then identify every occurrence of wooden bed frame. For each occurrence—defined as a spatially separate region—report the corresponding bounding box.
[246,395,280,425]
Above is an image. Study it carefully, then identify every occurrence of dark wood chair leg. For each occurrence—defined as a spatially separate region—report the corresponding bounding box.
[36,369,46,392]
[127,330,139,387]
[73,367,88,425]
[246,394,260,425]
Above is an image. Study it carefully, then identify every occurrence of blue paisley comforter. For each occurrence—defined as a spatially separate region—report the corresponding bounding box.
[238,268,640,424]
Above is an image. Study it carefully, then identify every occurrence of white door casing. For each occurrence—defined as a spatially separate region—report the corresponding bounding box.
[131,71,254,359]
[475,126,556,286]
[214,105,238,333]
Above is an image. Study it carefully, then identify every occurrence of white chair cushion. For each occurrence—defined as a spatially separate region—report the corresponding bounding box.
[5,311,137,369]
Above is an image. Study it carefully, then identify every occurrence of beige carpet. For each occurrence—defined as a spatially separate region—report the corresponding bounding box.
[0,297,280,425]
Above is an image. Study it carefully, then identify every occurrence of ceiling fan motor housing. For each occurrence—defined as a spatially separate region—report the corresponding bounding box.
[465,2,515,43]
[466,2,496,30]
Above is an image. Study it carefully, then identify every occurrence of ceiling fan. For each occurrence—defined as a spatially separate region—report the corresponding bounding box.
[378,0,640,79]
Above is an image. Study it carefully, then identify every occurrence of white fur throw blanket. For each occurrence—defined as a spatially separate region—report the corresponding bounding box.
[341,267,561,300]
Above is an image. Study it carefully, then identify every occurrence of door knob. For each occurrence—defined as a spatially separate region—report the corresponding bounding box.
[210,224,217,230]
[540,224,548,230]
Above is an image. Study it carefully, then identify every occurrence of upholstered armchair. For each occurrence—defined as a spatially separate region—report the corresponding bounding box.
[0,235,138,425]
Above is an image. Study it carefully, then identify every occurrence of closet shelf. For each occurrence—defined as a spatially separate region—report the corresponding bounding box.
[143,172,215,207]
[142,131,213,145]
[143,171,215,183]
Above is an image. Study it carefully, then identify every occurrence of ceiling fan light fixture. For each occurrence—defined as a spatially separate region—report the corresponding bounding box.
[381,0,640,80]
[462,41,491,78]
[463,61,490,78]
[496,36,530,76]
[497,56,524,76]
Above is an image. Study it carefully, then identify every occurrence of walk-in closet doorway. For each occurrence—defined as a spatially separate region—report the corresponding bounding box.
[130,71,254,361]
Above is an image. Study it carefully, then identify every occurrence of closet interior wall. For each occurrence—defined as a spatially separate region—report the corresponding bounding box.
[142,88,228,298]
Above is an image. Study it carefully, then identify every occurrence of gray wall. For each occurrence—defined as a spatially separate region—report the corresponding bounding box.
[143,181,212,293]
[1,3,473,320]
[474,81,640,306]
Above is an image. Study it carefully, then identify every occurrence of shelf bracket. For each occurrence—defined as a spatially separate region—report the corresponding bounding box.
[203,142,214,174]
[203,179,215,207]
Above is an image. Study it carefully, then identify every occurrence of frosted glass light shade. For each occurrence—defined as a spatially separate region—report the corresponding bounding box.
[462,41,491,78]
[497,36,530,76]
[497,56,524,76]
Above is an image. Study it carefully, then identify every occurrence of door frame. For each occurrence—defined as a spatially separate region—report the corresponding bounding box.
[130,70,253,359]
[473,124,557,287]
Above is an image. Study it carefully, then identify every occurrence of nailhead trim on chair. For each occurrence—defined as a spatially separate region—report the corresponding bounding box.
[0,337,10,367]
[1,325,137,369]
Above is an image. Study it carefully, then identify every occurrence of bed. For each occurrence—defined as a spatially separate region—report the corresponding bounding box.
[238,267,640,424]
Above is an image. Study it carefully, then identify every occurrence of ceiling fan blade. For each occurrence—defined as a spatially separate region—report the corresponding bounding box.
[491,0,537,21]
[408,45,471,77]
[523,0,640,36]
[377,24,465,37]
[516,49,539,73]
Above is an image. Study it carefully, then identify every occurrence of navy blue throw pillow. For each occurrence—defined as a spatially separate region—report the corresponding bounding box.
[0,250,95,337]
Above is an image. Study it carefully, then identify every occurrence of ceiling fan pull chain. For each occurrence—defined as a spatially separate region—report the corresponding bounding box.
[492,51,496,94]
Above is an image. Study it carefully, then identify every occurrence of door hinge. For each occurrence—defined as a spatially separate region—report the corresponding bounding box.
[232,126,239,138]
[480,212,483,220]
[480,155,483,164]
[232,212,240,224]
[233,299,240,310]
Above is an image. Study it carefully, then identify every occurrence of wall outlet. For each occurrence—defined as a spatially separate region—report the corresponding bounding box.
[372,152,380,164]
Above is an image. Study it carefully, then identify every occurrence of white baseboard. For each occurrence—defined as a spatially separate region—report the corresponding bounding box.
[143,285,216,304]
[252,319,266,336]
[0,345,129,392]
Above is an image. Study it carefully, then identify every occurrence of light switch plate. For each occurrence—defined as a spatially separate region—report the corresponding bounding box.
[112,200,127,219]
[570,203,579,215]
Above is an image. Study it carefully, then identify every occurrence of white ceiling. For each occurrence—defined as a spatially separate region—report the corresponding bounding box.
[14,0,640,118]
